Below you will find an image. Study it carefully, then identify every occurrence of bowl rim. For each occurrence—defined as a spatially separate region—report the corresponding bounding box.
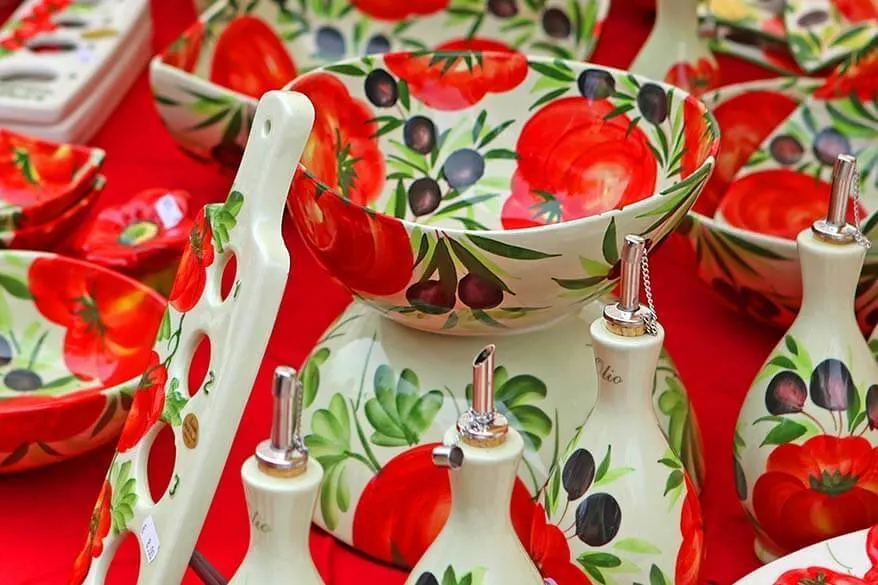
[1,175,107,238]
[0,249,166,416]
[286,50,720,237]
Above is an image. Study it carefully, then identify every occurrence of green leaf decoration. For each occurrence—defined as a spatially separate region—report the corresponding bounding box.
[110,460,137,536]
[579,552,622,568]
[767,355,797,370]
[466,234,561,260]
[657,457,681,469]
[602,218,619,266]
[0,273,32,300]
[594,466,635,487]
[324,63,367,76]
[305,393,351,466]
[613,538,661,555]
[156,308,172,342]
[13,148,39,185]
[320,460,350,530]
[161,382,188,426]
[760,419,807,447]
[446,237,512,294]
[552,274,607,290]
[364,365,444,447]
[848,382,862,433]
[664,469,683,496]
[595,445,611,483]
[784,335,799,356]
[649,564,670,585]
[301,347,330,408]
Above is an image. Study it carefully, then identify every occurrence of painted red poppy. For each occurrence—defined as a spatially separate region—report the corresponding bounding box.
[695,90,799,216]
[718,169,863,240]
[753,435,878,555]
[0,391,107,455]
[289,172,413,296]
[72,189,193,275]
[502,96,656,229]
[352,0,449,20]
[210,15,297,98]
[116,351,167,453]
[681,97,717,179]
[664,58,720,97]
[168,209,215,312]
[29,257,164,388]
[836,0,877,22]
[814,47,878,102]
[675,475,704,585]
[773,567,869,585]
[384,40,528,111]
[162,20,204,73]
[288,72,385,206]
[69,479,112,585]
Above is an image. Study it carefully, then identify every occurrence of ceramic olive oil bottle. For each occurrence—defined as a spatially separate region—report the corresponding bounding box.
[404,345,543,585]
[550,235,704,584]
[735,154,878,563]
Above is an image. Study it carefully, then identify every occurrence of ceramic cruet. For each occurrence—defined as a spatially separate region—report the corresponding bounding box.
[735,154,878,564]
[554,235,704,584]
[404,345,543,585]
[629,0,719,97]
[229,366,325,585]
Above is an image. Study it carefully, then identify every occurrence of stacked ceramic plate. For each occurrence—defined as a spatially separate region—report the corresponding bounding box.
[0,0,152,143]
[0,128,105,250]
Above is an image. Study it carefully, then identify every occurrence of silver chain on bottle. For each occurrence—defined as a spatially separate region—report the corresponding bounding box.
[640,249,659,336]
[851,163,871,249]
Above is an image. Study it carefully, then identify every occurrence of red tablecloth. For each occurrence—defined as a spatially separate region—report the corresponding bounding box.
[0,1,802,583]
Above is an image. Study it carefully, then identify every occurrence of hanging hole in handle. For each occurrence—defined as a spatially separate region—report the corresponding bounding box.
[104,531,141,583]
[0,67,57,82]
[53,15,88,28]
[262,118,272,137]
[27,37,78,53]
[147,423,176,504]
[187,334,211,399]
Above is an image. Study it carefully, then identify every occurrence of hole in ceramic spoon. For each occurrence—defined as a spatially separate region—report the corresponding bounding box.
[0,68,56,82]
[53,15,88,28]
[105,531,141,583]
[187,334,211,398]
[27,37,78,53]
[219,252,237,301]
[147,423,176,503]
[262,118,271,137]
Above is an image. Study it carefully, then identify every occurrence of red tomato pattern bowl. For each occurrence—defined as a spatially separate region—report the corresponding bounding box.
[284,50,720,334]
[148,0,610,169]
[681,71,878,332]
[0,251,165,473]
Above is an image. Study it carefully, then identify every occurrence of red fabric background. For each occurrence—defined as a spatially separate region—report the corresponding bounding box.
[0,0,807,583]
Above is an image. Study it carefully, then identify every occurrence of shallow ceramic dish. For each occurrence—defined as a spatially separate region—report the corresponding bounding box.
[68,188,194,296]
[285,50,719,334]
[708,25,806,76]
[1,174,104,251]
[703,0,786,41]
[683,75,878,331]
[784,0,877,73]
[0,250,166,473]
[0,129,105,231]
[734,525,878,584]
[149,0,610,168]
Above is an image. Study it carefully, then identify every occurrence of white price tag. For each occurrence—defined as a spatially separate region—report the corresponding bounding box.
[155,193,184,230]
[139,516,160,564]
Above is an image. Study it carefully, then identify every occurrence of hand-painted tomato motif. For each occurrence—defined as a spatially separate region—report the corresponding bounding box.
[287,72,385,206]
[774,567,871,585]
[162,20,204,73]
[718,169,862,240]
[836,0,878,22]
[168,209,215,312]
[502,96,657,229]
[664,58,720,97]
[116,351,167,453]
[70,479,112,585]
[814,46,878,101]
[676,475,704,585]
[289,172,413,296]
[696,90,799,215]
[352,0,449,20]
[753,435,878,555]
[0,391,107,454]
[384,39,527,111]
[681,97,717,179]
[29,257,164,388]
[210,15,298,98]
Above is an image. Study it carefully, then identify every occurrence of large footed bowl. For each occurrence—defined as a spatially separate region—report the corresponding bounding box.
[150,0,611,167]
[298,296,705,572]
[285,50,720,334]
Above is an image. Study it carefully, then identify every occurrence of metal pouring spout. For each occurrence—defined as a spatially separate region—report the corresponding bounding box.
[603,235,653,336]
[256,366,309,477]
[450,344,510,448]
[813,154,858,244]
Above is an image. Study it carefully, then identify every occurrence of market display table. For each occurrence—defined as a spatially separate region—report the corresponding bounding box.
[0,0,791,582]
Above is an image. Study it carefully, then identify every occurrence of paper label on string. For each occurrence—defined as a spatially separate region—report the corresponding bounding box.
[140,516,160,564]
[155,194,184,229]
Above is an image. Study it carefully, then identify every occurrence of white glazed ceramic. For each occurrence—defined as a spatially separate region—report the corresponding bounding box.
[735,226,878,564]
[228,456,325,585]
[630,0,719,97]
[404,426,543,585]
[0,0,152,143]
[734,525,878,584]
[70,91,315,584]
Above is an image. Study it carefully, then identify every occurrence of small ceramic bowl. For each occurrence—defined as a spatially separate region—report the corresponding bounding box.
[149,0,611,168]
[683,72,878,331]
[0,175,105,251]
[68,188,194,296]
[0,250,166,473]
[0,129,105,231]
[285,50,720,335]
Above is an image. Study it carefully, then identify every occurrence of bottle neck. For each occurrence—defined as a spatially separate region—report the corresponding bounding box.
[797,229,865,324]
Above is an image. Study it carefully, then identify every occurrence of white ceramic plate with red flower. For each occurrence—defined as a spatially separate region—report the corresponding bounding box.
[0,250,165,473]
[735,525,878,584]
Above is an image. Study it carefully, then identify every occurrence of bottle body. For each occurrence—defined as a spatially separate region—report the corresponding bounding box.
[404,427,543,585]
[629,0,718,96]
[229,456,325,585]
[735,229,878,563]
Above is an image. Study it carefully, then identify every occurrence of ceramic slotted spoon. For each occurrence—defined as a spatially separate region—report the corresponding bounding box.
[71,90,315,584]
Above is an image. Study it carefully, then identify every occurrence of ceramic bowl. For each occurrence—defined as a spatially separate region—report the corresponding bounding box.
[149,0,610,168]
[1,175,105,251]
[682,74,878,331]
[285,50,719,335]
[0,250,166,473]
[0,129,105,231]
[68,188,194,296]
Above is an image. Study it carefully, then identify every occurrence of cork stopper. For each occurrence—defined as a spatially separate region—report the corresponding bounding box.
[255,366,308,477]
[812,154,858,244]
[455,345,509,448]
[603,235,652,336]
